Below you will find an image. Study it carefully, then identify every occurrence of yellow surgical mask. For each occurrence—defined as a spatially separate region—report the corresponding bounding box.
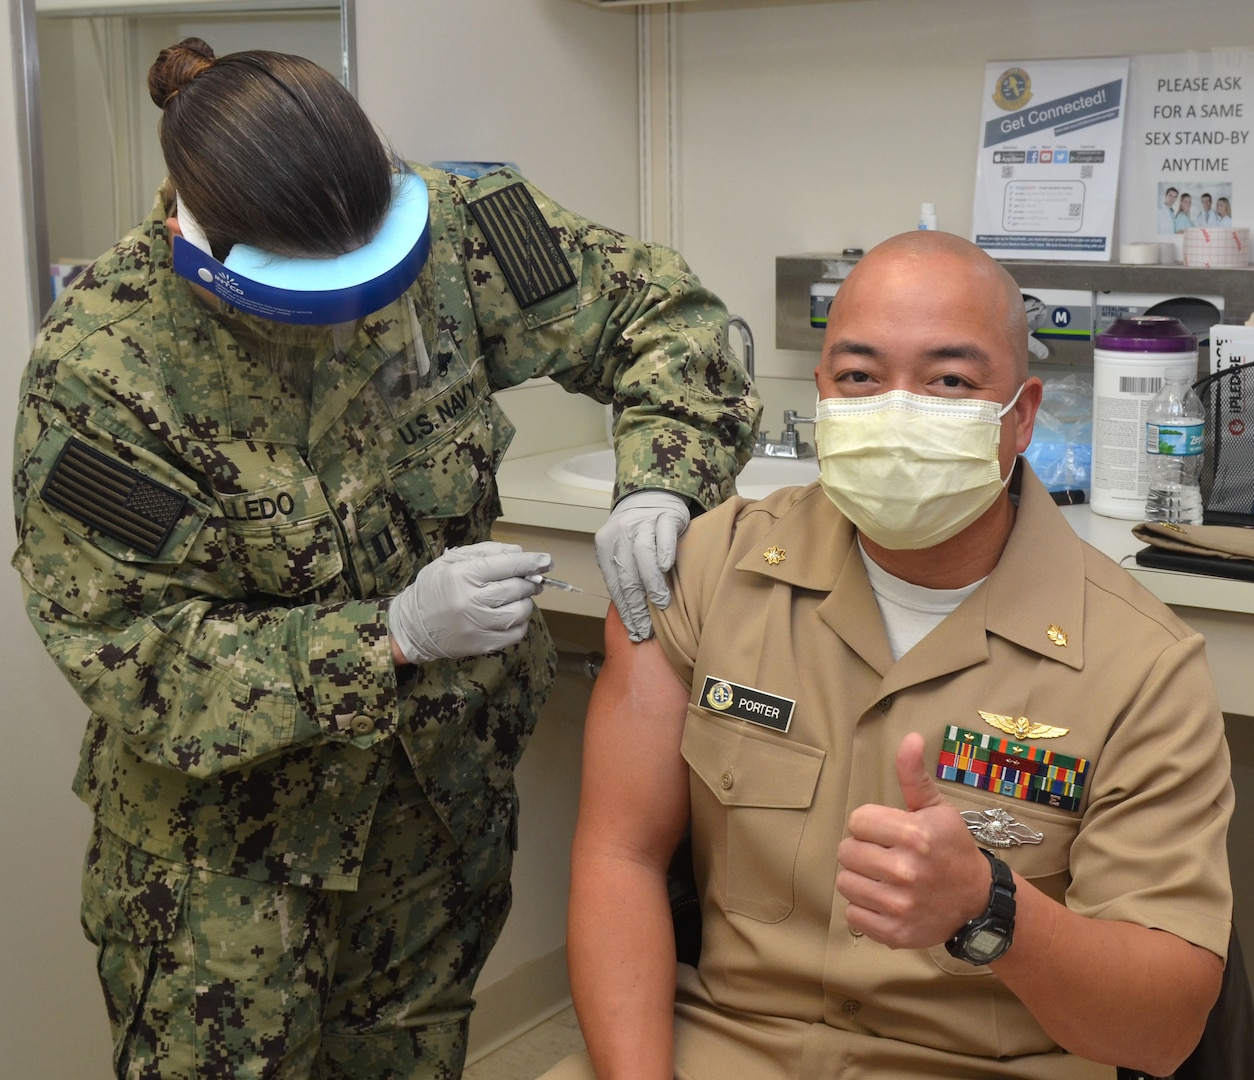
[814,385,1023,550]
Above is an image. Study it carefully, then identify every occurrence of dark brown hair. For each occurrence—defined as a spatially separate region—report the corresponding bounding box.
[149,37,392,259]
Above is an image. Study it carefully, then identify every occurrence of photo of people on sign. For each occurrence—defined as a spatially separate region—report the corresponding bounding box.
[1157,182,1235,233]
[1119,50,1252,256]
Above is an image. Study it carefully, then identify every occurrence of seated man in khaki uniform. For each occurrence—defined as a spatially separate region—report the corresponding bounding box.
[544,232,1234,1080]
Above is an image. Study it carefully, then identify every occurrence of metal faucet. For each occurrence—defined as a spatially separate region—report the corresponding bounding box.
[728,315,754,381]
[756,408,816,458]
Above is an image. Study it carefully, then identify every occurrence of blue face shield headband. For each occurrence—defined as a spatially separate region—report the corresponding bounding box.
[171,170,431,325]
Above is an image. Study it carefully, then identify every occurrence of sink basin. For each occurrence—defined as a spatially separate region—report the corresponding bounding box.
[547,448,818,501]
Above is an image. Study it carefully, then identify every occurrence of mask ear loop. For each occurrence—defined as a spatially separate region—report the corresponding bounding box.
[995,382,1029,487]
[404,293,432,389]
[331,320,358,364]
[176,196,214,256]
[996,382,1027,419]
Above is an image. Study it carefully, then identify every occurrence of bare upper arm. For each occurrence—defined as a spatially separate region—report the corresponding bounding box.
[572,604,692,873]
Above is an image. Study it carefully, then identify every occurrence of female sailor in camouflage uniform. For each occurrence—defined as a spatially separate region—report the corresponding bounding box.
[11,38,758,1080]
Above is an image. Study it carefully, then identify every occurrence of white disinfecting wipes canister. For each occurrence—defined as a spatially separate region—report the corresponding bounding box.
[1090,316,1199,520]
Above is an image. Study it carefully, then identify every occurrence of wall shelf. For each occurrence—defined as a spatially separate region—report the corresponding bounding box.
[777,253,1254,367]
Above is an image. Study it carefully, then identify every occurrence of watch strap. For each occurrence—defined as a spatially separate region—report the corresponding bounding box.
[944,847,1017,964]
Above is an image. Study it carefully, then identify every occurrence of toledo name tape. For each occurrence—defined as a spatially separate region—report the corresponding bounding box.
[701,675,796,733]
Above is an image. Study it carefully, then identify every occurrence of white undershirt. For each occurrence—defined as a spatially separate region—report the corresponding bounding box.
[857,539,986,661]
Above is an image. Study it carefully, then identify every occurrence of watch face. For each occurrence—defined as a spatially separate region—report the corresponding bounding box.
[967,925,1010,963]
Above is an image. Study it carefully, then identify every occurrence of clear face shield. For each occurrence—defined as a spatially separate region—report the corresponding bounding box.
[171,167,431,369]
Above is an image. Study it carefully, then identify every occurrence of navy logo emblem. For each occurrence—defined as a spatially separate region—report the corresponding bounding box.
[992,67,1032,111]
[705,681,735,711]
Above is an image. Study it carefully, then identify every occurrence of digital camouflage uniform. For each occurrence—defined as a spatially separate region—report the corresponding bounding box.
[11,163,760,1079]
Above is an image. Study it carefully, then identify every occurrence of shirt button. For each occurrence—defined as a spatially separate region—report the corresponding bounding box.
[876,696,892,713]
[850,926,864,938]
[720,770,734,790]
[842,999,861,1017]
[350,715,374,736]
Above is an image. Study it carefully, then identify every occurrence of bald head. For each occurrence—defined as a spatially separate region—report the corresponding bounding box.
[831,232,1029,382]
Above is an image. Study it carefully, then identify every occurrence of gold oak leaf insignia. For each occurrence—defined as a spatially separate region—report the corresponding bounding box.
[762,546,786,566]
[1046,624,1068,646]
[978,710,1070,740]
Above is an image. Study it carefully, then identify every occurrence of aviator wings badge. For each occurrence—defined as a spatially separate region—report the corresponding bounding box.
[978,710,1069,740]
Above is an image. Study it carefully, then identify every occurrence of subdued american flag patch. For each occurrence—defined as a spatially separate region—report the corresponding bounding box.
[468,184,576,308]
[42,437,187,557]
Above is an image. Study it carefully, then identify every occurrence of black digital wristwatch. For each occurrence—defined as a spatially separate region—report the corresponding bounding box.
[944,848,1016,965]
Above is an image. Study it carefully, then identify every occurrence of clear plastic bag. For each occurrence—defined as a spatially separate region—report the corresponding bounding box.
[1024,373,1093,494]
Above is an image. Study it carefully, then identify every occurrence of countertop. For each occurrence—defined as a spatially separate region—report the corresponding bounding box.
[498,447,1254,712]
[499,443,1254,615]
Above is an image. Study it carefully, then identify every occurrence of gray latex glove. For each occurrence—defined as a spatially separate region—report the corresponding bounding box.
[594,490,691,642]
[388,542,551,663]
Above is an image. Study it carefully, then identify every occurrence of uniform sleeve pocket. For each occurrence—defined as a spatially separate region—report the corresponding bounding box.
[682,712,825,923]
[25,424,208,569]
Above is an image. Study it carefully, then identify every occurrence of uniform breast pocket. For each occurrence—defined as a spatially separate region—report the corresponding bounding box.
[928,787,1081,975]
[682,712,825,923]
[387,353,514,553]
[222,474,344,599]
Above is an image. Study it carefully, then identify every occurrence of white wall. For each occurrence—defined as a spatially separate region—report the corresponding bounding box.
[0,5,116,1077]
[354,0,640,1002]
[670,0,1254,395]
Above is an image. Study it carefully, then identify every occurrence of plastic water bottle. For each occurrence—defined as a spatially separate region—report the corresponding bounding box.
[1144,374,1206,524]
[918,202,939,230]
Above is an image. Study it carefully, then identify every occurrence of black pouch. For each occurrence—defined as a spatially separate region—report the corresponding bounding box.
[1196,360,1254,526]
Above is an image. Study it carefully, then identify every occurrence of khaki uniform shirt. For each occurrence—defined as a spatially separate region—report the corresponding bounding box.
[12,165,759,889]
[653,466,1233,1079]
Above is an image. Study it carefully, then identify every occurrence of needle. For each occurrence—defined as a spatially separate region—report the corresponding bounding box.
[526,574,610,600]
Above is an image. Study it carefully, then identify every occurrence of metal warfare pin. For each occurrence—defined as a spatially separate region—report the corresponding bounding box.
[701,675,795,733]
[961,807,1045,847]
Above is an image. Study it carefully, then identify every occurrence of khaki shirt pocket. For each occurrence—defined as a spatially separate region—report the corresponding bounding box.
[682,711,825,923]
[927,786,1081,976]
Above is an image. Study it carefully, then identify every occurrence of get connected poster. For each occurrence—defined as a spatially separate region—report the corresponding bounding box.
[973,57,1130,261]
[1117,50,1253,252]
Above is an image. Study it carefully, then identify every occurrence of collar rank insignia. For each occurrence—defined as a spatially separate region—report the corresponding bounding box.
[762,545,786,566]
[1047,624,1068,647]
[979,711,1068,740]
[961,807,1045,847]
[700,675,795,733]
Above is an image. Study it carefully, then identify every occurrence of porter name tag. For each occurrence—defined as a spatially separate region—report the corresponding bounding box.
[700,675,795,733]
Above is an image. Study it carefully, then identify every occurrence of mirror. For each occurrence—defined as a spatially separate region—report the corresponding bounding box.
[14,0,355,334]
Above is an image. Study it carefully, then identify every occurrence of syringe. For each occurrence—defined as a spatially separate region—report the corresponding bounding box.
[526,574,609,599]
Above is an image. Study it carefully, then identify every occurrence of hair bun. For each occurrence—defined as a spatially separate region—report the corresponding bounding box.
[148,37,216,109]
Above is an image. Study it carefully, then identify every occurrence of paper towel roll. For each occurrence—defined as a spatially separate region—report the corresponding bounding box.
[1182,227,1250,268]
[1119,242,1161,264]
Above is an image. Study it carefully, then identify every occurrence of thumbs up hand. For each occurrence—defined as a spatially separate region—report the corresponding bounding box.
[835,733,992,950]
